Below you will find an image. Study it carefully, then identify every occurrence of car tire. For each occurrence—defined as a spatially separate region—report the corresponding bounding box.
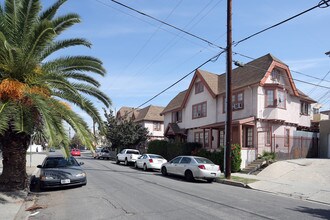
[207,178,215,183]
[143,164,148,171]
[161,167,168,176]
[124,158,128,166]
[185,170,195,182]
[116,157,120,164]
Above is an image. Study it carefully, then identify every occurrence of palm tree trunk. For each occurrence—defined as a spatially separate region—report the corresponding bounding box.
[0,129,30,191]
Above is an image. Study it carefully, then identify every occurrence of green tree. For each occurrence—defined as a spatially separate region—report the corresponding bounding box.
[0,0,111,191]
[70,133,83,149]
[104,109,148,150]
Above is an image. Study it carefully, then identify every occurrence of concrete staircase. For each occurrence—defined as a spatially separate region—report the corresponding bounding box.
[240,158,266,174]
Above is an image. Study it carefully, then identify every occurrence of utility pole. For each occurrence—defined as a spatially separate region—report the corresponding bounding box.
[225,0,232,179]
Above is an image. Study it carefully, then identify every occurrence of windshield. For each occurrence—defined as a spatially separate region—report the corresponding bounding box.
[44,157,79,168]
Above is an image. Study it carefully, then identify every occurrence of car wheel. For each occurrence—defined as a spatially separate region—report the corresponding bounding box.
[207,178,215,183]
[185,170,195,182]
[124,158,128,166]
[143,164,148,171]
[116,157,119,164]
[161,167,168,176]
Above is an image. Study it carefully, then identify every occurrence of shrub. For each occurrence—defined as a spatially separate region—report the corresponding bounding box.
[231,144,242,172]
[147,140,168,157]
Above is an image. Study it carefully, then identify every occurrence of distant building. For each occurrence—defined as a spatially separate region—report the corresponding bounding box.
[117,105,165,140]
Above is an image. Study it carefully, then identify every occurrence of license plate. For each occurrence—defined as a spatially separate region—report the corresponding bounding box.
[61,179,70,184]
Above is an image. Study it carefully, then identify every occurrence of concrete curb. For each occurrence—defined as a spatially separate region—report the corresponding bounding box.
[216,179,248,188]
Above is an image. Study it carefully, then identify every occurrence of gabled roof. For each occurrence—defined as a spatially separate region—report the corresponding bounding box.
[134,105,165,122]
[162,53,315,114]
[116,107,136,120]
[160,90,187,115]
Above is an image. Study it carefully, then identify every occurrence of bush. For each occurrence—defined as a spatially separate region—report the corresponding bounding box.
[231,144,242,172]
[147,140,168,157]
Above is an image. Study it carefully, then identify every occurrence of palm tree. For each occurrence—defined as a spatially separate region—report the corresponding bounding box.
[0,0,111,191]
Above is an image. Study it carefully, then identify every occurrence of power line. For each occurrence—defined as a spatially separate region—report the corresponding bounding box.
[233,0,330,46]
[107,0,226,50]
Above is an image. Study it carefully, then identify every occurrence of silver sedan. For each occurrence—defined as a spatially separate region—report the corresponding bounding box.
[161,156,221,182]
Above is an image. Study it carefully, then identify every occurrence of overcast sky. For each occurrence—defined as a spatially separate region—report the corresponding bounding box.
[41,0,330,128]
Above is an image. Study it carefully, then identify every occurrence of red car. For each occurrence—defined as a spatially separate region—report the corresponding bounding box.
[71,149,81,156]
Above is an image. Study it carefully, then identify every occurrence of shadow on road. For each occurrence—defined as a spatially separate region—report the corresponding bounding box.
[289,206,330,219]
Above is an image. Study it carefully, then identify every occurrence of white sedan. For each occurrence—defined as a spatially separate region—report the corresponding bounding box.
[135,154,167,171]
[161,156,221,183]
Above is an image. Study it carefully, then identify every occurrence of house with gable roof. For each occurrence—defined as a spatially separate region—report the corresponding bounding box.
[161,54,318,168]
[117,105,165,141]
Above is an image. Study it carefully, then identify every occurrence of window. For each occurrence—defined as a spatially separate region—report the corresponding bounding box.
[195,81,204,94]
[192,102,207,119]
[180,157,192,164]
[300,101,310,115]
[277,90,286,109]
[232,91,244,110]
[245,127,253,147]
[170,157,182,164]
[265,89,275,107]
[284,129,290,147]
[223,91,244,113]
[265,88,286,108]
[172,111,182,122]
[271,69,281,83]
[266,130,271,145]
[194,131,209,147]
[153,122,161,131]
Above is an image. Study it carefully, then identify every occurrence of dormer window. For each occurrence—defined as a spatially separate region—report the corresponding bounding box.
[271,69,281,83]
[195,81,204,94]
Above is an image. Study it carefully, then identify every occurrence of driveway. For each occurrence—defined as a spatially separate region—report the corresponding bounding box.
[234,159,330,205]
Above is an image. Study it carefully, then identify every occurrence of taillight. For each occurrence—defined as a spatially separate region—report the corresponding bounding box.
[198,165,206,169]
[149,159,153,163]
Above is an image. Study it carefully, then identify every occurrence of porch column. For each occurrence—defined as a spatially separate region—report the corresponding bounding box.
[203,128,205,148]
[209,128,213,149]
[239,124,243,147]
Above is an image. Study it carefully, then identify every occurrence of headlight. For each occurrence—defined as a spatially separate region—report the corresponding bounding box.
[40,175,54,180]
[76,172,86,177]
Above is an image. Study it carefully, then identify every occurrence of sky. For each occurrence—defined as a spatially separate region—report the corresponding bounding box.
[40,0,330,128]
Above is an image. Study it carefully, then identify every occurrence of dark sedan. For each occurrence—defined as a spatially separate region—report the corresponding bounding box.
[37,155,87,189]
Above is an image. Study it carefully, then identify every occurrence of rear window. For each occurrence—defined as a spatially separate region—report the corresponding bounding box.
[127,150,140,154]
[149,155,164,159]
[194,157,214,164]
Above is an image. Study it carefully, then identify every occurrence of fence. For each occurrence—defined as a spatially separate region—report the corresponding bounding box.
[271,135,318,161]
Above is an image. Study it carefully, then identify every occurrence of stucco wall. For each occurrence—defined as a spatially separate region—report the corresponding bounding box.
[319,120,330,158]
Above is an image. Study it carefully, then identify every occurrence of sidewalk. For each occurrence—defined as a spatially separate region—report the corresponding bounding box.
[231,159,330,205]
[0,153,46,220]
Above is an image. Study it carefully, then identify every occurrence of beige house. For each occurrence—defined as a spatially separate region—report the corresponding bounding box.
[161,54,318,168]
[117,105,165,140]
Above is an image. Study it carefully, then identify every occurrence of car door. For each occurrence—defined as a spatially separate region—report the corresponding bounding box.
[176,157,192,176]
[166,157,182,174]
[137,155,146,168]
[118,149,126,161]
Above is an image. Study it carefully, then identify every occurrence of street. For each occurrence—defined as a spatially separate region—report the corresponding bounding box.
[30,154,330,220]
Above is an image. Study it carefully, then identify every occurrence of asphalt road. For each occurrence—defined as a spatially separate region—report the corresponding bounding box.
[31,154,330,220]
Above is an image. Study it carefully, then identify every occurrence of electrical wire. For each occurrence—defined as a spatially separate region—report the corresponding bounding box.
[233,0,330,47]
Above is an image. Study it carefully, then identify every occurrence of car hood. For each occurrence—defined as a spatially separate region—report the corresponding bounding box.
[40,167,85,179]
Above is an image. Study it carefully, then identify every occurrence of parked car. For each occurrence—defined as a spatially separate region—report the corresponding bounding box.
[161,156,221,183]
[98,148,111,160]
[93,148,102,159]
[116,149,141,165]
[135,154,167,171]
[36,155,87,189]
[71,148,81,156]
[49,148,56,152]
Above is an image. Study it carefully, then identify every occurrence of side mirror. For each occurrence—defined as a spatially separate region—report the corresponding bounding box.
[79,162,84,165]
[37,165,42,168]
